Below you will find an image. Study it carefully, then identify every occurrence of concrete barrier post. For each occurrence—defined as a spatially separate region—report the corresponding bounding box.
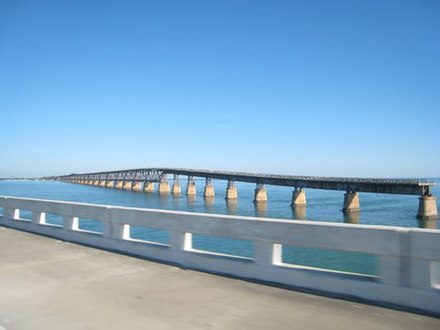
[378,255,408,286]
[32,212,47,225]
[63,216,78,230]
[2,207,13,222]
[254,241,276,267]
[378,229,413,287]
[116,223,129,239]
[104,208,128,239]
[409,259,432,290]
[170,231,192,251]
[3,207,20,220]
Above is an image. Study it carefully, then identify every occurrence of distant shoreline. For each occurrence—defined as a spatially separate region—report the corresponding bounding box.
[0,179,52,182]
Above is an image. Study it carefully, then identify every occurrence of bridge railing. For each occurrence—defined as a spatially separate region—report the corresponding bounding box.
[0,196,439,315]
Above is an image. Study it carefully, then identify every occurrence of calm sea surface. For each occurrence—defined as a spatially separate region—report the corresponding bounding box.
[1,179,439,275]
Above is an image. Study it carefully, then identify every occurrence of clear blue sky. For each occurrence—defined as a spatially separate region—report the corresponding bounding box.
[1,0,439,178]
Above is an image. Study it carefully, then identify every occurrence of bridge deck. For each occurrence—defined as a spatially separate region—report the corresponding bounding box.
[1,227,438,330]
[60,168,435,195]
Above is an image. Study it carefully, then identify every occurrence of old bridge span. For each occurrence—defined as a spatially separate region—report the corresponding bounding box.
[58,168,438,220]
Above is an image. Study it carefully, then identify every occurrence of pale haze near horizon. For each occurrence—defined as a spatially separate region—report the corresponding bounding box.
[1,0,439,178]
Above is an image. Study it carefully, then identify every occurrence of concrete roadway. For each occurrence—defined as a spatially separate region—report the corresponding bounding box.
[0,227,439,330]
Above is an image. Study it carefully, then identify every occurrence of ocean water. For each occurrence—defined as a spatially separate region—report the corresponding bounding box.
[1,179,438,275]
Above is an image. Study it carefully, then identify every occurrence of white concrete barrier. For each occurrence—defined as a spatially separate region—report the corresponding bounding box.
[0,196,439,315]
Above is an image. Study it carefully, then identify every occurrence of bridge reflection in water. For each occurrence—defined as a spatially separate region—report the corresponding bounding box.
[58,167,438,221]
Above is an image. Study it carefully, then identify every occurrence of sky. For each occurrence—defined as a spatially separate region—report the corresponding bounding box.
[0,0,439,178]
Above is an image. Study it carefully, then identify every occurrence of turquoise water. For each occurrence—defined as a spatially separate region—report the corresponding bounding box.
[1,179,438,275]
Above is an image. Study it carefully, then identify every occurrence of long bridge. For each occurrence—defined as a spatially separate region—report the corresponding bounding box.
[58,168,438,220]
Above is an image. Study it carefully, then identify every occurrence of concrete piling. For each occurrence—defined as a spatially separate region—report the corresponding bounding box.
[225,181,238,200]
[186,177,196,196]
[123,181,132,191]
[203,178,215,198]
[291,188,306,207]
[343,192,360,213]
[172,175,181,194]
[172,183,181,194]
[158,177,170,194]
[254,184,267,203]
[132,181,142,192]
[144,182,154,193]
[417,196,438,220]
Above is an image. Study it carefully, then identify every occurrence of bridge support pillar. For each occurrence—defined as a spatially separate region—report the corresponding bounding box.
[254,184,267,203]
[123,181,132,191]
[186,177,196,196]
[343,192,360,213]
[93,180,99,186]
[291,188,306,207]
[99,181,106,187]
[158,177,170,194]
[203,178,215,198]
[417,196,438,220]
[144,182,154,193]
[132,181,142,192]
[225,181,238,200]
[115,180,124,189]
[172,175,181,194]
[106,180,115,188]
